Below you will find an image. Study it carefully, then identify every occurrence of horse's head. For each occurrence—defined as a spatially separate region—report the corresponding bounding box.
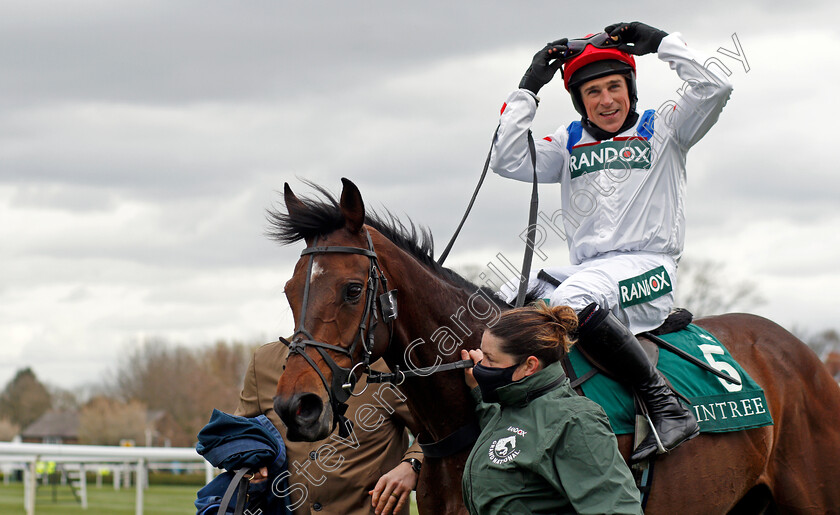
[273,178,395,441]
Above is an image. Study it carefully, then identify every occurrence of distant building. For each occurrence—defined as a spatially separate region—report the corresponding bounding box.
[145,410,191,447]
[20,410,80,444]
[20,408,191,446]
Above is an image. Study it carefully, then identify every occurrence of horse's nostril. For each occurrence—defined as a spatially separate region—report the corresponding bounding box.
[273,395,290,420]
[296,393,324,424]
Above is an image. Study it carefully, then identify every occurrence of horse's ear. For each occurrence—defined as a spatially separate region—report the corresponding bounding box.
[339,178,365,234]
[284,183,308,219]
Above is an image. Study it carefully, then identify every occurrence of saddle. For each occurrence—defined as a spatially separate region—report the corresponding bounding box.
[565,307,694,392]
[638,307,694,365]
[562,310,773,506]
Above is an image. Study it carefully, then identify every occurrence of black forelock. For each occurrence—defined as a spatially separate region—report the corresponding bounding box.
[266,182,345,246]
[264,181,453,280]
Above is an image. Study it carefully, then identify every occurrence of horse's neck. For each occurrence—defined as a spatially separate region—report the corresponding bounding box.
[376,239,492,441]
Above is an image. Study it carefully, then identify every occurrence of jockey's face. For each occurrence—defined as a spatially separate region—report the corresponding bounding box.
[580,74,630,133]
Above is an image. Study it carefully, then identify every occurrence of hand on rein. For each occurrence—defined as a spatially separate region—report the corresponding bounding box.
[460,349,484,389]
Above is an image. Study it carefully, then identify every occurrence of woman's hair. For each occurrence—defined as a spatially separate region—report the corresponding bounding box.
[488,301,578,365]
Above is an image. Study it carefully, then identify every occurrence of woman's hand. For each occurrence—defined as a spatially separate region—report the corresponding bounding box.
[461,349,484,389]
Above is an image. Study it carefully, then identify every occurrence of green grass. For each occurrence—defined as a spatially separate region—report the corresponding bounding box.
[0,481,197,514]
[0,480,421,514]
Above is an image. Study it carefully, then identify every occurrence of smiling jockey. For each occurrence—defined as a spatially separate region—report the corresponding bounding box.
[491,22,732,462]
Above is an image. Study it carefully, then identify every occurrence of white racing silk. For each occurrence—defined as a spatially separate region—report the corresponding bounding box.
[492,33,733,332]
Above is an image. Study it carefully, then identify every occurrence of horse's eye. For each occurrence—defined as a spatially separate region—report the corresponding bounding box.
[344,283,364,302]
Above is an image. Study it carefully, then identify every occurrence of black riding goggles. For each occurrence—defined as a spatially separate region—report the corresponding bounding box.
[561,32,619,60]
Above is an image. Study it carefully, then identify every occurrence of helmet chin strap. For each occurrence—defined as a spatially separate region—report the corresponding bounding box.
[582,109,640,141]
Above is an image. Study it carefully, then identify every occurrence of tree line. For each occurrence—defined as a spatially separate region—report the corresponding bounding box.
[1,259,837,446]
[0,340,256,446]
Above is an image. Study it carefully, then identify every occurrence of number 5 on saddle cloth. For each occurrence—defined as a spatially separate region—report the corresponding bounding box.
[565,319,774,436]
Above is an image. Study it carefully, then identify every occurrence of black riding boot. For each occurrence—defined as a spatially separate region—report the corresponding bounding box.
[576,304,699,462]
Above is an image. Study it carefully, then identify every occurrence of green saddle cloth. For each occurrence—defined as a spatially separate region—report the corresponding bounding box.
[567,324,774,434]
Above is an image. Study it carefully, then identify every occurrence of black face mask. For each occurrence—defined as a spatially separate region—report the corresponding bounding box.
[473,360,521,404]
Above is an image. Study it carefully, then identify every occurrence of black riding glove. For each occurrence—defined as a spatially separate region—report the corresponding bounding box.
[518,38,568,95]
[605,22,668,56]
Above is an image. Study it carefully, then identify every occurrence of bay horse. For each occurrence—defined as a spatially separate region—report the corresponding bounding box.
[269,178,840,514]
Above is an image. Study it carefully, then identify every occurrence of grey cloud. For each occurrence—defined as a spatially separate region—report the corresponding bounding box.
[10,184,119,212]
[3,0,840,389]
[5,0,811,107]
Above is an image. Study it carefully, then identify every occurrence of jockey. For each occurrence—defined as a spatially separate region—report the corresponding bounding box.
[491,22,732,462]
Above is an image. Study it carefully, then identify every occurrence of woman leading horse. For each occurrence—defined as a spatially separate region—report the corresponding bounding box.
[460,302,642,514]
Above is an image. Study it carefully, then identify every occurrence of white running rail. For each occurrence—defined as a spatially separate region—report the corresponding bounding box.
[0,442,214,515]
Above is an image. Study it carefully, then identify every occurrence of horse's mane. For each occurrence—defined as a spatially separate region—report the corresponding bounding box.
[266,182,513,306]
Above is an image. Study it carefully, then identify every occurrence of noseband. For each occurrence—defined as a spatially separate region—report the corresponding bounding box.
[281,229,398,437]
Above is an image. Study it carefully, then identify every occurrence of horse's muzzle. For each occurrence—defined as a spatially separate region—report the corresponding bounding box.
[273,392,332,441]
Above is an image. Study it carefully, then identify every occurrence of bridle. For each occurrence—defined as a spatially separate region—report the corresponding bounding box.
[281,228,478,449]
[280,229,397,437]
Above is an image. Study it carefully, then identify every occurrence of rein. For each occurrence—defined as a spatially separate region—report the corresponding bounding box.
[282,228,476,450]
[437,125,540,308]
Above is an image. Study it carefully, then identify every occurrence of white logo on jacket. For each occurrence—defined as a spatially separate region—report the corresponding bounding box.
[489,435,520,464]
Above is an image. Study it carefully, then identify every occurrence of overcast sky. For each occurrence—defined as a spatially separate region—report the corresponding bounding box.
[2,1,839,390]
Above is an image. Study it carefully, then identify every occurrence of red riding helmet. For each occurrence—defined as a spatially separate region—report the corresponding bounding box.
[561,33,637,117]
